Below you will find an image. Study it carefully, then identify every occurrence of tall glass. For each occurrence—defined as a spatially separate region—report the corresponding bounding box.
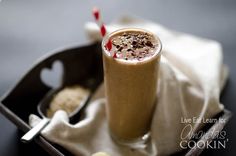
[102,28,162,145]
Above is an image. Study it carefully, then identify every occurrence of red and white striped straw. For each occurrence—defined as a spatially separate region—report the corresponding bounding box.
[92,7,117,58]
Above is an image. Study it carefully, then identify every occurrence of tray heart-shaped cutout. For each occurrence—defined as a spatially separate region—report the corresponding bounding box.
[40,60,64,89]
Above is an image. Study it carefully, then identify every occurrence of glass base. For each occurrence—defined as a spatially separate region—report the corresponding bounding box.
[110,132,150,149]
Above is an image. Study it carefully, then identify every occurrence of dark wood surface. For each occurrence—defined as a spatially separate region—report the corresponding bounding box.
[0,0,235,155]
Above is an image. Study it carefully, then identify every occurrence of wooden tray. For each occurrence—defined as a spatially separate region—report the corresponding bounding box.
[0,43,232,156]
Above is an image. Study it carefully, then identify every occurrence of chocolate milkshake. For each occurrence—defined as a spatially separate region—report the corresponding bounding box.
[102,28,162,144]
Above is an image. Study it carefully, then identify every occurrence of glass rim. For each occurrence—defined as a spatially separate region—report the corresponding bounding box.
[101,28,162,64]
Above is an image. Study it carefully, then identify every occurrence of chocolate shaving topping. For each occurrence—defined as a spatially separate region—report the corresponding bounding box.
[111,31,158,61]
[118,47,123,51]
[146,41,153,47]
[132,40,137,45]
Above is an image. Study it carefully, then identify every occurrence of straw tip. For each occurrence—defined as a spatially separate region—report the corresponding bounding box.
[92,7,99,20]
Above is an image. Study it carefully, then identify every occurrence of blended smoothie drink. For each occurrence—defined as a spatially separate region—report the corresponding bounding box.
[102,28,162,144]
